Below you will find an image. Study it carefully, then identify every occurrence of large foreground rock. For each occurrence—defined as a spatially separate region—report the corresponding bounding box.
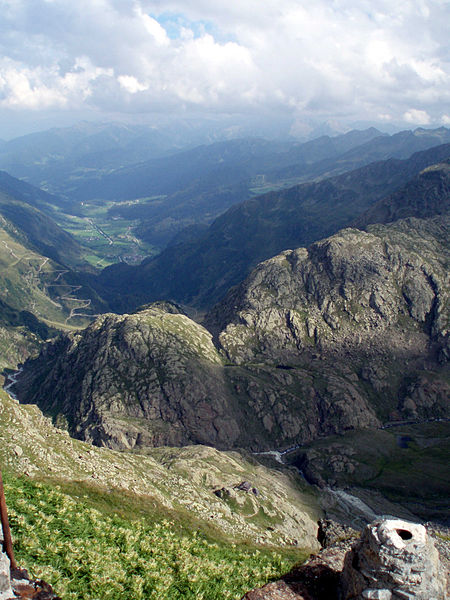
[242,518,448,600]
[0,551,12,600]
[341,518,446,599]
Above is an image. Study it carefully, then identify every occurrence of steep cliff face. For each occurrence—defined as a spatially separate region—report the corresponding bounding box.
[207,216,449,423]
[14,305,242,450]
[209,217,448,361]
[14,215,449,452]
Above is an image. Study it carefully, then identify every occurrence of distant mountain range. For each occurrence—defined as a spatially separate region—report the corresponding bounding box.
[273,126,450,181]
[96,142,450,311]
[0,122,179,191]
[64,127,450,247]
[69,128,384,202]
[1,124,449,253]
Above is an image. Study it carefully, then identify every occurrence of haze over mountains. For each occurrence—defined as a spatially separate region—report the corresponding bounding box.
[97,140,450,311]
[2,125,449,254]
[1,1,449,595]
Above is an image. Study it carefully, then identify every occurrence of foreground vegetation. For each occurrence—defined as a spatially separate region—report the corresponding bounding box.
[0,385,316,599]
[4,473,300,600]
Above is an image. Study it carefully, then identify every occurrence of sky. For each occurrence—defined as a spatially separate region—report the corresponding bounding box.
[0,0,449,139]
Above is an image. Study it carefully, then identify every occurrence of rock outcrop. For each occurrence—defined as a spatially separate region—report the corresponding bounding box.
[340,518,447,599]
[1,531,59,600]
[208,216,449,368]
[207,216,449,424]
[0,550,12,600]
[13,304,241,450]
[242,518,449,600]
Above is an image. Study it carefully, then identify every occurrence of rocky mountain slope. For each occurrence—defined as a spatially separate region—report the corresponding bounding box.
[207,215,449,365]
[97,143,450,311]
[354,159,450,227]
[14,211,449,454]
[13,303,242,449]
[0,382,320,550]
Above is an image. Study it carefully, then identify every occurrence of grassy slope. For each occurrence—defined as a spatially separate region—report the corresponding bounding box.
[0,190,89,271]
[0,210,111,370]
[0,383,320,599]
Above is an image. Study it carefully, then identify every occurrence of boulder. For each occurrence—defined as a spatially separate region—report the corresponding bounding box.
[241,518,448,600]
[340,518,447,599]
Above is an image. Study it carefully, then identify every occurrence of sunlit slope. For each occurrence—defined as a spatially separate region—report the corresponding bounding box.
[0,219,103,324]
[0,382,320,549]
[0,203,107,368]
[0,181,90,270]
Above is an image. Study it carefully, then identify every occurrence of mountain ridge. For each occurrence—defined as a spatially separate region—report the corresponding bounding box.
[14,213,449,454]
[96,143,450,312]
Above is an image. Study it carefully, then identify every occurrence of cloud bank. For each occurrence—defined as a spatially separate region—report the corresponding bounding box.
[0,0,449,133]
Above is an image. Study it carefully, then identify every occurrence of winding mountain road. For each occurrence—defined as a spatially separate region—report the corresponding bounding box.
[1,240,96,323]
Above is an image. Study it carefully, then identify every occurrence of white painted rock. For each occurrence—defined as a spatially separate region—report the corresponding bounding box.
[0,551,13,600]
[340,517,447,599]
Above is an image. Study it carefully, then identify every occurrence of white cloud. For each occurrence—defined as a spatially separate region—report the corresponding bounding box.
[118,75,149,94]
[403,109,432,124]
[135,7,170,47]
[0,55,113,110]
[0,61,66,109]
[0,0,448,129]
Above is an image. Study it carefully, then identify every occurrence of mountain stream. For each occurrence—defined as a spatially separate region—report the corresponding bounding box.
[3,367,22,402]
